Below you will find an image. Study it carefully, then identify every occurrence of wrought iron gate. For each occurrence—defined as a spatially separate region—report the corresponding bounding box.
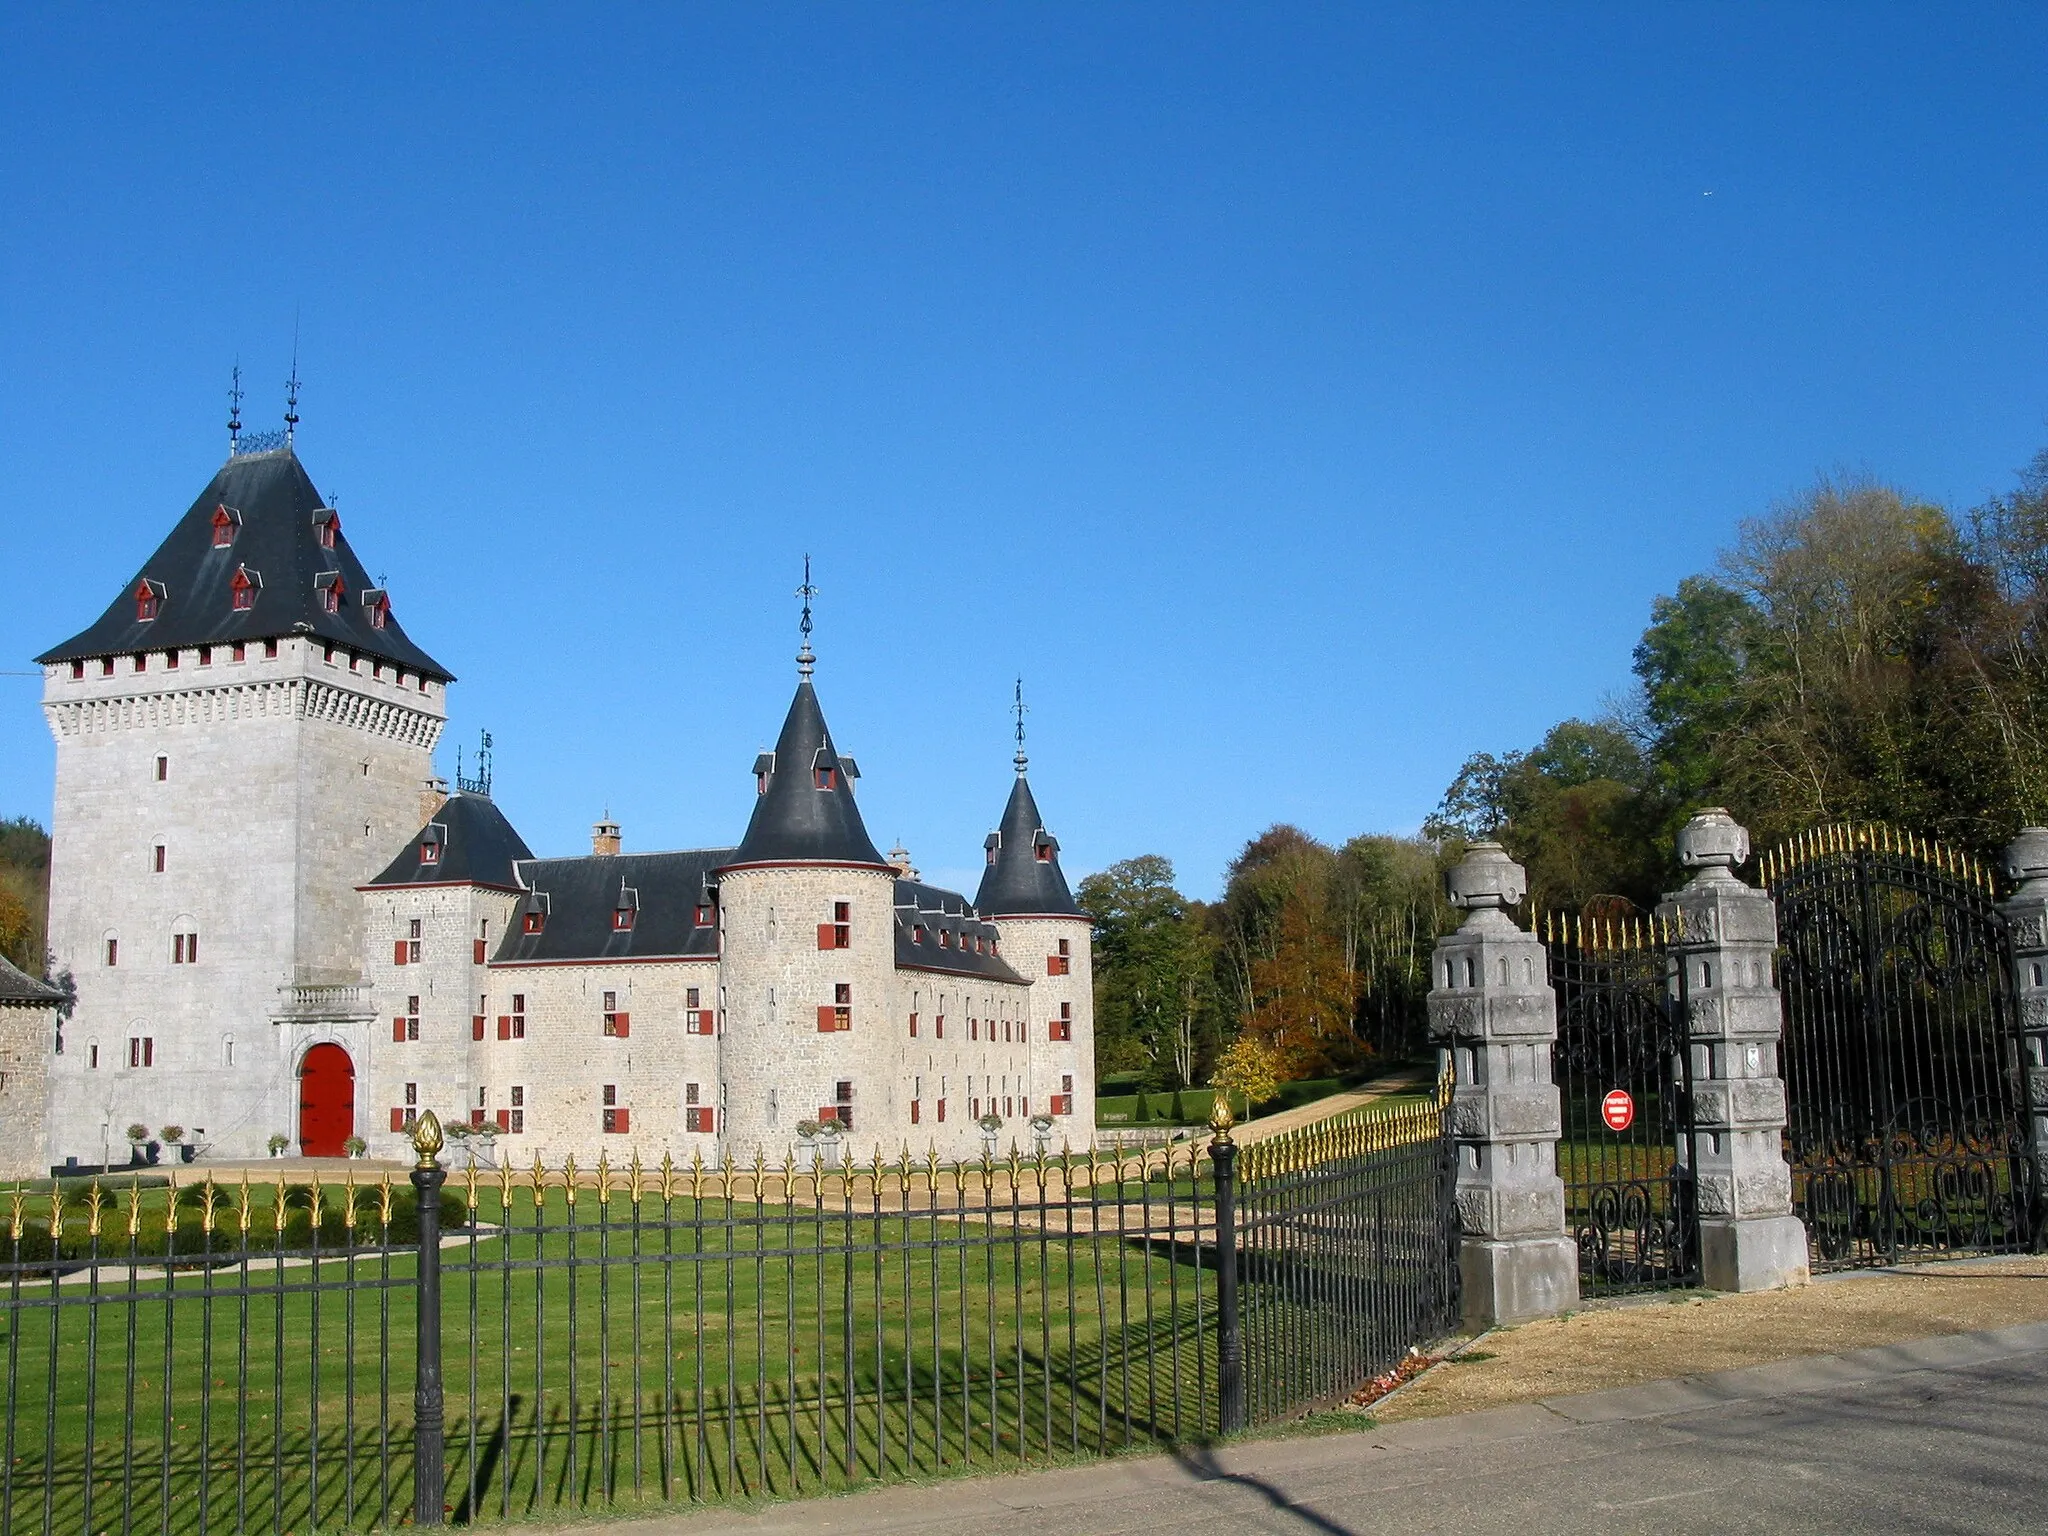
[1765,825,2036,1271]
[1544,914,1700,1293]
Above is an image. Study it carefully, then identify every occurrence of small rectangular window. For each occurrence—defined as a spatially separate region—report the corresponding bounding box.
[106,938,118,967]
[102,657,115,676]
[264,639,277,659]
[70,660,84,680]
[232,642,247,662]
[163,649,178,669]
[154,843,166,872]
[198,646,211,666]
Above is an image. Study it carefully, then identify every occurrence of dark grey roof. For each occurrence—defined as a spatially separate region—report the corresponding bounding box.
[365,792,535,890]
[36,448,453,681]
[495,850,733,964]
[0,953,64,1006]
[726,681,888,869]
[973,775,1083,917]
[893,880,1024,982]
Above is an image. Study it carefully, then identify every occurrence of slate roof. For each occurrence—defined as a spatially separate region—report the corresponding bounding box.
[893,881,1024,983]
[973,776,1083,918]
[0,953,64,1006]
[495,850,733,964]
[726,681,888,869]
[36,448,453,681]
[364,793,536,891]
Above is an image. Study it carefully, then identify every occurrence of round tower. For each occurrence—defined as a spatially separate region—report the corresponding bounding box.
[974,702,1095,1142]
[714,656,896,1163]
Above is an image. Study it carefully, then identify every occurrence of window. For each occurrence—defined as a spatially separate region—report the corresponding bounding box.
[198,646,211,666]
[395,918,422,965]
[612,904,634,931]
[105,937,118,967]
[129,1037,154,1068]
[101,657,115,676]
[319,574,344,614]
[694,904,713,928]
[935,1012,945,1039]
[88,1041,99,1069]
[909,1010,918,1038]
[497,1084,527,1135]
[602,1085,629,1135]
[970,1017,978,1041]
[135,580,162,622]
[912,924,925,944]
[134,654,148,673]
[391,1082,419,1133]
[316,510,339,550]
[819,1080,854,1132]
[155,754,169,781]
[163,650,179,670]
[223,1035,235,1067]
[153,842,166,872]
[1053,1075,1075,1116]
[817,984,851,1033]
[230,564,259,611]
[498,993,527,1040]
[70,660,84,680]
[603,990,630,1037]
[366,592,390,631]
[817,901,850,950]
[939,929,951,949]
[474,922,489,965]
[263,639,277,659]
[472,1009,486,1041]
[211,504,238,547]
[420,840,440,865]
[1052,1002,1073,1041]
[523,909,545,935]
[1048,939,1072,977]
[685,1082,714,1133]
[172,931,198,964]
[814,766,837,790]
[1036,840,1053,863]
[393,995,420,1041]
[686,984,714,1035]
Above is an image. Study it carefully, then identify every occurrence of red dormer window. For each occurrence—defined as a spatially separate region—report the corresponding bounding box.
[695,904,714,928]
[939,929,951,949]
[134,580,163,622]
[211,505,239,548]
[319,574,345,614]
[420,841,440,865]
[912,924,925,944]
[612,907,635,931]
[1036,840,1054,863]
[523,910,545,935]
[230,565,259,612]
[365,591,390,631]
[814,766,837,790]
[316,510,339,550]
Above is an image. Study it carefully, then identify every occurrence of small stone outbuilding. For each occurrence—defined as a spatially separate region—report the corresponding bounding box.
[0,954,62,1179]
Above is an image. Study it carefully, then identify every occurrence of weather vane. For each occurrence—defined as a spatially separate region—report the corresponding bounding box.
[1013,678,1029,775]
[283,325,301,447]
[228,363,243,454]
[796,555,818,679]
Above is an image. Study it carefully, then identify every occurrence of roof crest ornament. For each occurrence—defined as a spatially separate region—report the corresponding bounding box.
[1013,677,1029,777]
[227,363,244,455]
[796,555,818,680]
[456,728,493,797]
[283,320,301,448]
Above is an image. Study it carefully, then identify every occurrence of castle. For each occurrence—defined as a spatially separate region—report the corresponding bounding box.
[29,440,1094,1172]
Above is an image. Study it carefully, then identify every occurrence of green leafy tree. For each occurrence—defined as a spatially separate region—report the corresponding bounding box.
[1078,856,1221,1088]
[1210,1035,1283,1120]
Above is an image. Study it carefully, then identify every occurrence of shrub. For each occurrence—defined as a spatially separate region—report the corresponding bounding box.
[126,1124,148,1144]
[1170,1088,1188,1123]
[343,1135,367,1158]
[160,1126,185,1144]
[1133,1091,1151,1122]
[266,1133,291,1156]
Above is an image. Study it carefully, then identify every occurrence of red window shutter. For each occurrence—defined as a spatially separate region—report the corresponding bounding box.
[614,1012,630,1037]
[817,923,836,950]
[498,1016,511,1040]
[393,1018,407,1042]
[911,1100,921,1124]
[470,1109,485,1127]
[616,1107,630,1134]
[816,1005,837,1033]
[391,1107,405,1132]
[395,940,409,966]
[472,1016,485,1041]
[474,939,487,964]
[496,1109,511,1131]
[1047,956,1059,976]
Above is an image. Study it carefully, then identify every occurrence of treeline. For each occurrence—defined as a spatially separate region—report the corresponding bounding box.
[0,816,50,974]
[1079,830,1455,1091]
[1088,444,2048,1090]
[1426,447,2048,912]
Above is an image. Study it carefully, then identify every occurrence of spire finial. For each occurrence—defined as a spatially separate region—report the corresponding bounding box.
[228,363,244,454]
[795,555,818,680]
[456,728,494,797]
[1013,677,1029,776]
[283,316,301,446]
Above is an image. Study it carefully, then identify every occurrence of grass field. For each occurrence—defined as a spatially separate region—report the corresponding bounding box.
[2,1164,1221,1536]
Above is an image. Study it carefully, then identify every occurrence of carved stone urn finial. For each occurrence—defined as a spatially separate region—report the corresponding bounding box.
[1677,808,1749,881]
[1445,841,1527,914]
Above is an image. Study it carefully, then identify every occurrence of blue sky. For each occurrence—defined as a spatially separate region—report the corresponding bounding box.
[3,6,2045,900]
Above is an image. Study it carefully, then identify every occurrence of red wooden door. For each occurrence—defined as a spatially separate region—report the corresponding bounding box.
[298,1043,356,1157]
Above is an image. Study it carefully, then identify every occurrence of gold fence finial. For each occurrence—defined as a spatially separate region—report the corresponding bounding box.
[1207,1092,1236,1147]
[411,1110,445,1169]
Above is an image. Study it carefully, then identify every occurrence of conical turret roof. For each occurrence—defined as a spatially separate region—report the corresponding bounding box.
[37,447,452,680]
[974,774,1083,917]
[726,680,888,869]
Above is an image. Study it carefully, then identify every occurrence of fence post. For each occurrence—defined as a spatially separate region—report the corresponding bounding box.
[1207,1099,1243,1434]
[1998,828,2048,1235]
[410,1111,448,1527]
[1427,842,1578,1327]
[1657,810,1808,1292]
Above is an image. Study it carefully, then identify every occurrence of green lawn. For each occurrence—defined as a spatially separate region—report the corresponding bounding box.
[1,1167,1222,1535]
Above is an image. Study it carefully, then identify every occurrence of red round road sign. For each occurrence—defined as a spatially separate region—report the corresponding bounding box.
[1601,1089,1635,1132]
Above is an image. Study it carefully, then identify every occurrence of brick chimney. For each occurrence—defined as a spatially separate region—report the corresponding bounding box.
[592,817,621,857]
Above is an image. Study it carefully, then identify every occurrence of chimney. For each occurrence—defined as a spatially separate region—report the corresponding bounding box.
[888,842,918,880]
[420,776,450,822]
[592,817,622,857]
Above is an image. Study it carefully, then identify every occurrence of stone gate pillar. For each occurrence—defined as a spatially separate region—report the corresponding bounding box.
[1996,827,2048,1211]
[1657,809,1808,1292]
[1428,842,1579,1326]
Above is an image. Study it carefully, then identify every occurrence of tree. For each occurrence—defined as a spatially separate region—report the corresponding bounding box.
[1078,856,1220,1087]
[1210,1035,1282,1120]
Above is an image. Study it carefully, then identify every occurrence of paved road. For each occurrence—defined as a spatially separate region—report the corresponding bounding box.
[561,1323,2048,1536]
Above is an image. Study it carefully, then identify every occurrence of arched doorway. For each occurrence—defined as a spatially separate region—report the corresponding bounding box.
[298,1043,356,1157]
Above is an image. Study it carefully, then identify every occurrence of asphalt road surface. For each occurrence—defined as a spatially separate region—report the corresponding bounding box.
[544,1322,2048,1536]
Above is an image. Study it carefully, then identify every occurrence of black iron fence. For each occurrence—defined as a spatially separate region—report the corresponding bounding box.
[0,1088,1456,1535]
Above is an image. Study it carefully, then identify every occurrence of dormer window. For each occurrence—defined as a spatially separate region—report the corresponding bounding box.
[362,589,390,631]
[316,572,345,614]
[230,565,261,612]
[913,923,925,944]
[939,929,952,949]
[753,752,774,795]
[523,910,545,935]
[211,504,241,548]
[814,766,837,790]
[420,838,441,865]
[613,907,635,931]
[1035,835,1055,863]
[314,509,340,550]
[695,904,714,928]
[134,579,165,622]
[985,834,1000,866]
